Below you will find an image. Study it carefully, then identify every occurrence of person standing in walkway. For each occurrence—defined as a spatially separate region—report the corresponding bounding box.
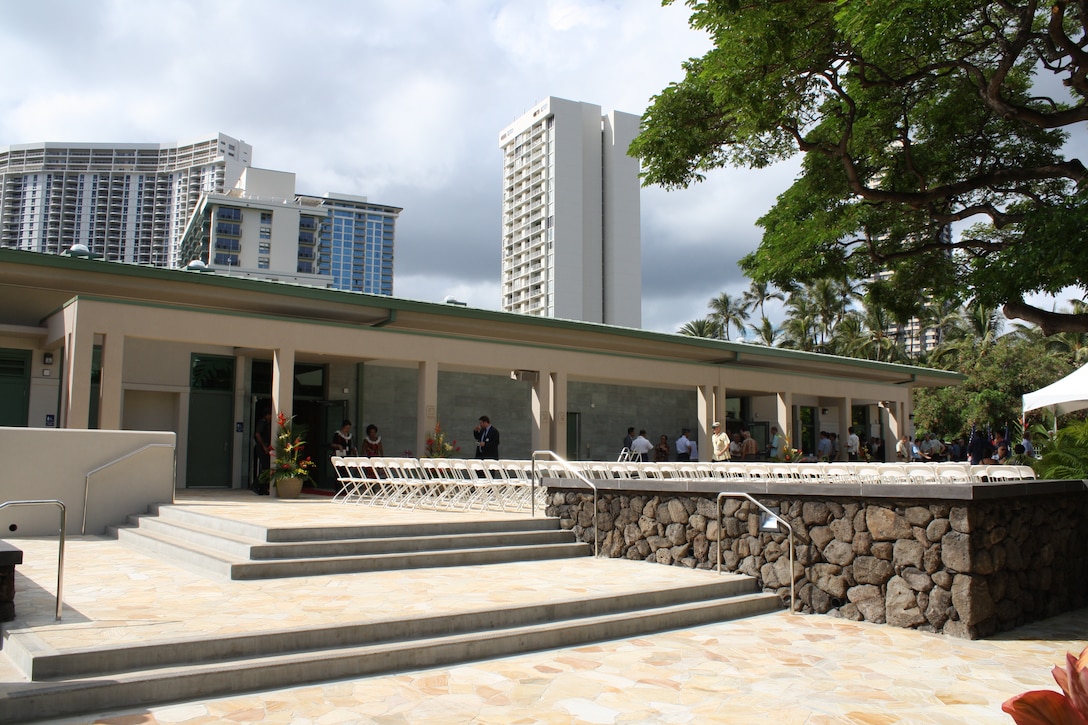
[845,427,860,461]
[767,426,784,461]
[740,430,759,461]
[630,430,654,462]
[331,420,358,457]
[654,434,670,462]
[712,422,730,462]
[474,416,500,459]
[676,429,692,461]
[361,424,383,458]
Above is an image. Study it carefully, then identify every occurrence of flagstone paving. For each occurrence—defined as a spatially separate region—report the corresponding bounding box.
[3,491,1085,724]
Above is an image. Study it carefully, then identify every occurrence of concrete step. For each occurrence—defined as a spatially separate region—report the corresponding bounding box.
[148,502,562,542]
[1,580,780,723]
[119,511,578,559]
[109,515,591,580]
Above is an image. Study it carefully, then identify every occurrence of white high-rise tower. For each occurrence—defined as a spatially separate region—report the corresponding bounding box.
[499,97,641,327]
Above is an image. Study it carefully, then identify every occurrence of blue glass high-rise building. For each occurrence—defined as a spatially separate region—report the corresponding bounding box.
[302,193,399,295]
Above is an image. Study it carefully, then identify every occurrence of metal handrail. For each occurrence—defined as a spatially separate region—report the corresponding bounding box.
[0,500,66,620]
[83,442,176,534]
[531,450,599,556]
[716,491,796,614]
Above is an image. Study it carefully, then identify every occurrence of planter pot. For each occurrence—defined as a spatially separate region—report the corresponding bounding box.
[275,477,304,499]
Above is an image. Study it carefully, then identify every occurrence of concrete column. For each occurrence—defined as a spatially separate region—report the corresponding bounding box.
[886,401,903,460]
[62,321,95,430]
[839,396,852,461]
[416,359,438,456]
[97,334,124,430]
[714,381,727,432]
[552,370,568,459]
[776,391,793,442]
[531,370,552,453]
[697,384,713,461]
[271,347,295,431]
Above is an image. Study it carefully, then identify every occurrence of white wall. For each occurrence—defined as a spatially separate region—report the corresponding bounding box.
[0,428,175,536]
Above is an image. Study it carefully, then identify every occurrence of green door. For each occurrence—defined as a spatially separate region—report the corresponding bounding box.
[186,355,235,488]
[566,412,580,461]
[0,349,30,426]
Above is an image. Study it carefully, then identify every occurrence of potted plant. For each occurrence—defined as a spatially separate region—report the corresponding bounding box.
[424,421,461,458]
[260,412,316,498]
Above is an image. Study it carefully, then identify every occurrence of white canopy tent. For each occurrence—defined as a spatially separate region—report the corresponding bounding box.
[1023,364,1088,417]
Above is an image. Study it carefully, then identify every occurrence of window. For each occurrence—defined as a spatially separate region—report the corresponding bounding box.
[190,354,234,391]
[260,211,272,224]
[258,258,270,269]
[259,228,271,240]
[258,241,271,254]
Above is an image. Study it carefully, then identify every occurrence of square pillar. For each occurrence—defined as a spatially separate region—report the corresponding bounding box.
[98,333,124,430]
[531,370,552,453]
[416,360,438,456]
[551,371,568,458]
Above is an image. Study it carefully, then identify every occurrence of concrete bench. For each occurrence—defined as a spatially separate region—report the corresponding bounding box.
[0,540,24,622]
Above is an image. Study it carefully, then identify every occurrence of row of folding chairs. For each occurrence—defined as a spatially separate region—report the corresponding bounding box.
[574,460,1037,485]
[330,457,548,512]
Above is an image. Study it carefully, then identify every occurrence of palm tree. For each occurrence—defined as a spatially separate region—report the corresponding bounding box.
[780,289,819,351]
[830,312,870,358]
[747,316,780,346]
[1045,300,1088,364]
[678,318,720,338]
[707,292,748,341]
[742,280,785,320]
[860,297,906,363]
[809,278,844,347]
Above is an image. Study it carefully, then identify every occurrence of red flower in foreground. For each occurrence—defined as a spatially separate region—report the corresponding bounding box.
[1004,646,1088,724]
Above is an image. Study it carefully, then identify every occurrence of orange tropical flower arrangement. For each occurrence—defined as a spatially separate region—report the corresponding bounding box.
[424,421,460,458]
[260,412,316,487]
[1003,645,1088,724]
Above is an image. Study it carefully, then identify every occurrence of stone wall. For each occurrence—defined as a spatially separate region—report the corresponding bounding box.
[546,487,1088,639]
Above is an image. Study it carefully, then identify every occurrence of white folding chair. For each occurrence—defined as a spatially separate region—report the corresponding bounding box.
[985,465,1024,481]
[876,464,912,484]
[935,463,972,484]
[905,465,940,485]
[853,464,881,484]
[1016,465,1037,480]
[825,463,854,484]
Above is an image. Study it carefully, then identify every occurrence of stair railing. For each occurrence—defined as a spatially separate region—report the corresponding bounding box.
[0,499,66,620]
[531,450,598,556]
[716,491,796,614]
[83,442,176,534]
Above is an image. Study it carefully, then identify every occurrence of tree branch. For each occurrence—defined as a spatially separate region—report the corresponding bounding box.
[1003,299,1088,334]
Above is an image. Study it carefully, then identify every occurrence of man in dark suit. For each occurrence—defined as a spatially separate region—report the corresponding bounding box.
[473,415,500,459]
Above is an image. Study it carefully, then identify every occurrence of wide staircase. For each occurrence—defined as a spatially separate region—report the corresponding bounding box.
[0,503,782,723]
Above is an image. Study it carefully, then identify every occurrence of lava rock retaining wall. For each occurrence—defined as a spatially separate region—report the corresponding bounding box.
[545,484,1088,639]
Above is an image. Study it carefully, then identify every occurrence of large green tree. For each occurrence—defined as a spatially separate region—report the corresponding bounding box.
[632,0,1088,334]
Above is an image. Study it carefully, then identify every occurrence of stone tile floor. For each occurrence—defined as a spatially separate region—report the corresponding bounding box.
[4,491,1086,724]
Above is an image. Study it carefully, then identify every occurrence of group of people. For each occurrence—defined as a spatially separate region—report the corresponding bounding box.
[896,429,1034,465]
[622,423,768,463]
[622,427,696,462]
[250,414,385,494]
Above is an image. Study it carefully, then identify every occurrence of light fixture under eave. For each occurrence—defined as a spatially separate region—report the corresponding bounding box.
[510,369,539,383]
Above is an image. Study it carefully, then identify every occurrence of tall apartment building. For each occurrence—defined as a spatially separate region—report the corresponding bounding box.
[300,192,398,295]
[178,168,400,294]
[0,133,251,268]
[499,97,641,327]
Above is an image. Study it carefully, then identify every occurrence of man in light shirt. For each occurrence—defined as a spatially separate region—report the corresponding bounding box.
[846,426,860,461]
[629,430,654,462]
[712,422,730,461]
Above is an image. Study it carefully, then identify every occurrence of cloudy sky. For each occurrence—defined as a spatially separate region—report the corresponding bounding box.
[0,0,800,333]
